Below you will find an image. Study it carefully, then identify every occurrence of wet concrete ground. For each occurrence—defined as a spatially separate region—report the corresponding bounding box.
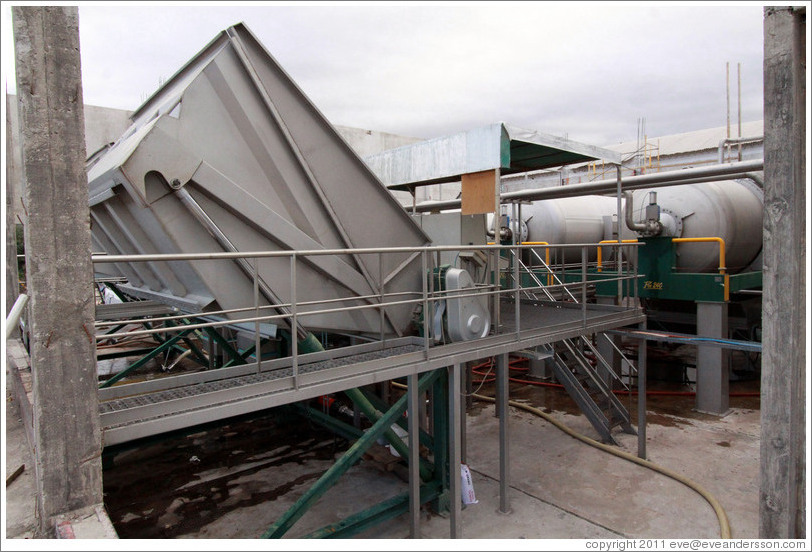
[95,346,761,540]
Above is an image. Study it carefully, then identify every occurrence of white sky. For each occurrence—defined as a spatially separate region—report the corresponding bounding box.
[2,1,768,147]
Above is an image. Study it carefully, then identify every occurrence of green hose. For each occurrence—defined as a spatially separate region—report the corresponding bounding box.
[472,392,732,539]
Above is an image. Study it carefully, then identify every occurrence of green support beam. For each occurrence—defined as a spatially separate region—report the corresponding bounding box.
[292,403,364,442]
[431,369,450,514]
[99,328,193,388]
[261,368,443,539]
[301,481,443,539]
[344,387,433,482]
[359,386,435,450]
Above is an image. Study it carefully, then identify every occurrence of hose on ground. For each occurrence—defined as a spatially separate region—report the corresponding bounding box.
[391,380,732,539]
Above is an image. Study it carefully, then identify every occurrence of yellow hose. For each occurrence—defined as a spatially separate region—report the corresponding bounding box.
[390,381,732,538]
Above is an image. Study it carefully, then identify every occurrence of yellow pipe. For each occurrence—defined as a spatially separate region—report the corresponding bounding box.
[597,239,638,272]
[671,237,728,301]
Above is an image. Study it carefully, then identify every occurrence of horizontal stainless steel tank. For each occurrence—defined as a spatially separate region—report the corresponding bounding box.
[629,179,763,273]
[520,196,617,262]
[520,179,762,273]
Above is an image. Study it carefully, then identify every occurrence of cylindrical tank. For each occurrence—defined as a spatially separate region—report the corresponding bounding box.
[521,195,617,262]
[518,179,763,273]
[629,179,763,273]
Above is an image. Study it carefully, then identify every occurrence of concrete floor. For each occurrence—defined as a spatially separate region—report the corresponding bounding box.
[5,372,760,542]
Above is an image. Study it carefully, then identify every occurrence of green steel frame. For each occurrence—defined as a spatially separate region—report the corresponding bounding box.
[262,368,447,539]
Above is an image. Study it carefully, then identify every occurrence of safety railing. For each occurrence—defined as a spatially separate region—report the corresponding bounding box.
[91,241,643,389]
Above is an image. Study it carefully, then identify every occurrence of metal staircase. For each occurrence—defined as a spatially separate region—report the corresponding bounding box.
[507,249,638,444]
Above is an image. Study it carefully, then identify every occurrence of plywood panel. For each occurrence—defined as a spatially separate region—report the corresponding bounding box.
[461,169,496,215]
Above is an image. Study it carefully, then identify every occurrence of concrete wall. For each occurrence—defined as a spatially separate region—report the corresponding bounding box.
[4,96,423,225]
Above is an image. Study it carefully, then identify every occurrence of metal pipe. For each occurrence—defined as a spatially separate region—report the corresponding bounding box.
[717,136,763,163]
[623,191,661,235]
[5,294,28,339]
[497,353,511,514]
[92,240,642,264]
[411,160,764,212]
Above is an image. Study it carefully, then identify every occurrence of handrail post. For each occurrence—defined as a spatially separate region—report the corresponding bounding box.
[422,249,429,356]
[253,257,261,374]
[290,252,298,390]
[581,246,587,327]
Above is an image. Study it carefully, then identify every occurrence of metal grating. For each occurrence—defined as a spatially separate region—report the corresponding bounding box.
[100,344,423,422]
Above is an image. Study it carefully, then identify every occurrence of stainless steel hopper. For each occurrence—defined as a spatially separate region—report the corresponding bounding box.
[87,23,430,338]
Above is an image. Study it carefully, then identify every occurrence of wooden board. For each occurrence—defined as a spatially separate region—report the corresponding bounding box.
[461,169,496,215]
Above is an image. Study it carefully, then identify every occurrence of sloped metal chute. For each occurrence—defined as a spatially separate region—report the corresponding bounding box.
[87,23,431,339]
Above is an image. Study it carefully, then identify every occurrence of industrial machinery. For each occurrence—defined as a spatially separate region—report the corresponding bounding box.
[498,177,764,397]
[86,23,488,349]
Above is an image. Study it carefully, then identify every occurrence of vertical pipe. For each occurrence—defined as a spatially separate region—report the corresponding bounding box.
[497,353,511,514]
[637,320,648,459]
[726,61,731,141]
[449,364,462,538]
[616,165,624,303]
[253,258,261,374]
[407,373,421,538]
[737,62,743,161]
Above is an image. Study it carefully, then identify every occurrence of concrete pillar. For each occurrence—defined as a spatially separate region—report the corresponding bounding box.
[596,298,623,378]
[5,94,20,323]
[12,6,103,530]
[760,6,806,539]
[695,302,729,415]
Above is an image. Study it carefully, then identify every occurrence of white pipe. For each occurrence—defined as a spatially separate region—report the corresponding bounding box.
[412,159,764,213]
[717,136,763,163]
[6,294,29,339]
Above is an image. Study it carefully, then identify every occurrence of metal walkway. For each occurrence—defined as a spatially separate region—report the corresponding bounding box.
[99,301,644,446]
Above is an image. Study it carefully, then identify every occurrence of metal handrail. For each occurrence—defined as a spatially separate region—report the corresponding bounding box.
[91,242,644,384]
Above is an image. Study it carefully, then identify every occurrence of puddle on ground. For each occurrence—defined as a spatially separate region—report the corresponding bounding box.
[103,409,350,538]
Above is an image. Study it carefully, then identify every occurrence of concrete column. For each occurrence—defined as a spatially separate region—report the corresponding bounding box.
[760,6,806,539]
[596,298,623,377]
[695,302,729,415]
[12,6,103,530]
[5,94,20,323]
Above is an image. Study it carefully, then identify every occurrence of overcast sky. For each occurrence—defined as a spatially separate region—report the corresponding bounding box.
[2,2,767,147]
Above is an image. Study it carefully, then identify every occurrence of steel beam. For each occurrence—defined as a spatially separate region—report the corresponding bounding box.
[449,364,462,538]
[496,353,511,514]
[261,368,442,538]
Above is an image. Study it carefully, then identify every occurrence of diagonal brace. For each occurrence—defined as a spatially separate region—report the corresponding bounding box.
[99,328,193,388]
[261,368,442,539]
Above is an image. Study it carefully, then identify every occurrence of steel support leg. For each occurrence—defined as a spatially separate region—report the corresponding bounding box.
[408,373,420,538]
[449,364,462,538]
[496,353,511,514]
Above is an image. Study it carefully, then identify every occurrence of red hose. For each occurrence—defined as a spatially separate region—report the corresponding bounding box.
[469,357,760,398]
